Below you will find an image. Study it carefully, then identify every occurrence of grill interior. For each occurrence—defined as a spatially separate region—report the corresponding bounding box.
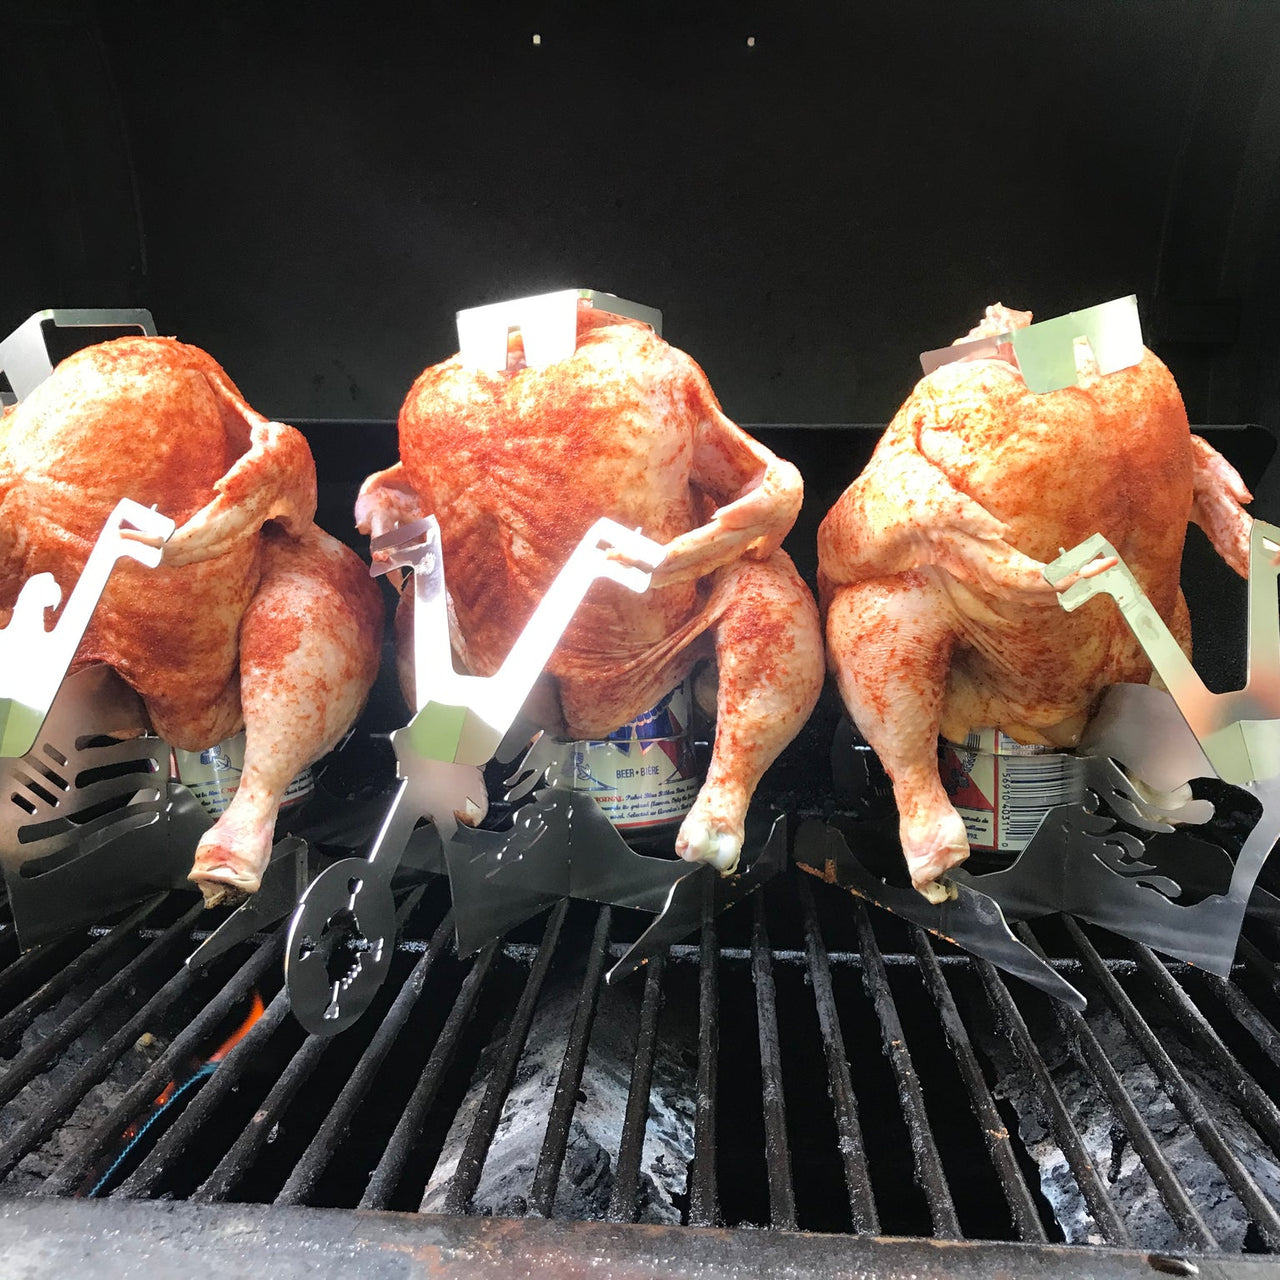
[2,423,1278,1269]
[4,842,1280,1262]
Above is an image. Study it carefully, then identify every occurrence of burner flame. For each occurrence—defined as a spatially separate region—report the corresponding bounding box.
[139,992,266,1122]
[90,990,268,1196]
[208,990,265,1064]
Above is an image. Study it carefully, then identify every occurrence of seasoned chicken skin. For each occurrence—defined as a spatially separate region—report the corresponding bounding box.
[818,304,1253,899]
[358,307,823,873]
[0,337,383,904]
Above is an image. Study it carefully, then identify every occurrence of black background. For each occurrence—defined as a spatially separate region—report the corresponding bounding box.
[4,0,1280,434]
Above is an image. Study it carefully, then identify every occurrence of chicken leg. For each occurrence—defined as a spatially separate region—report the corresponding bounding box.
[189,525,382,904]
[826,570,965,900]
[676,551,824,872]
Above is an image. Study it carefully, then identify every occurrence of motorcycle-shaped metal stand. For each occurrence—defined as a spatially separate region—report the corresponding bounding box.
[0,499,218,948]
[283,513,785,1036]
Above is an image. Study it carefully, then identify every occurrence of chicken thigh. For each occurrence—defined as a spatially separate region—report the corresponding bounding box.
[0,337,383,905]
[818,304,1253,899]
[358,306,823,874]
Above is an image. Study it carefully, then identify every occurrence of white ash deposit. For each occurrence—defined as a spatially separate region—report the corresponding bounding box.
[421,968,695,1222]
[973,979,1280,1249]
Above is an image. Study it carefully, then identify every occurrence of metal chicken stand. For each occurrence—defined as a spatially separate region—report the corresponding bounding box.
[917,294,1144,391]
[0,308,157,406]
[282,512,785,1037]
[0,500,213,948]
[799,517,1280,1009]
[454,287,663,370]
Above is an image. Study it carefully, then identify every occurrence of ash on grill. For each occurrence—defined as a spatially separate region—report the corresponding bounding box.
[422,973,694,1222]
[0,959,170,1194]
[977,982,1280,1248]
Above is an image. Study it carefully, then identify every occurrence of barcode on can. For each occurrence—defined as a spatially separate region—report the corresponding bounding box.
[941,734,1084,853]
[997,753,1084,848]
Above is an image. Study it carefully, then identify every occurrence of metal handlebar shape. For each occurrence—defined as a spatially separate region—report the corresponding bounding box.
[0,499,176,758]
[1045,519,1280,787]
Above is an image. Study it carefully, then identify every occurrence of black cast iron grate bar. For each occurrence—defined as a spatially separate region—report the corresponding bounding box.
[607,951,666,1224]
[191,1027,332,1204]
[1236,936,1280,1001]
[441,899,569,1216]
[15,861,1280,1259]
[909,928,1048,1244]
[275,910,458,1208]
[0,894,165,1052]
[111,985,293,1199]
[1128,939,1280,1154]
[1257,921,1280,968]
[359,941,500,1212]
[974,957,1133,1246]
[0,931,80,1011]
[688,879,719,1228]
[0,899,204,1112]
[796,873,880,1234]
[0,944,203,1184]
[528,904,613,1218]
[1197,970,1280,1071]
[585,941,1200,975]
[117,884,432,1202]
[853,903,960,1238]
[1064,917,1280,1251]
[37,932,282,1198]
[750,890,796,1230]
[1016,923,1218,1251]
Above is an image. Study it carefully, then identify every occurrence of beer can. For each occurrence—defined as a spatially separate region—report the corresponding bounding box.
[568,682,701,832]
[173,732,315,821]
[939,728,1084,853]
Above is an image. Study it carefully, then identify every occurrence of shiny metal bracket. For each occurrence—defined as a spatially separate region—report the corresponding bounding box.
[456,288,663,372]
[387,514,665,787]
[803,516,1280,993]
[793,817,1087,1009]
[285,853,397,1035]
[0,308,157,405]
[948,756,1262,975]
[442,785,786,981]
[186,836,312,970]
[0,500,210,948]
[1046,522,1280,787]
[951,517,1280,976]
[919,295,1143,393]
[286,514,670,1035]
[0,665,210,949]
[0,499,176,759]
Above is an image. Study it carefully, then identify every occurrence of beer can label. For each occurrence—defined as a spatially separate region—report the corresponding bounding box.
[570,682,700,830]
[173,732,315,820]
[939,729,1084,852]
[603,682,693,743]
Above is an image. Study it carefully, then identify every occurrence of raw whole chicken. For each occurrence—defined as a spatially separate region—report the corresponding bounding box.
[818,304,1253,900]
[357,305,824,873]
[0,337,383,905]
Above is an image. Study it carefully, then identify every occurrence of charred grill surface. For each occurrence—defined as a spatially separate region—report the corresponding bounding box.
[1,864,1280,1271]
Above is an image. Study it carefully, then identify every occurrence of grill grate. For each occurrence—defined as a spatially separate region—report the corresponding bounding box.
[1,862,1280,1264]
[528,903,613,1217]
